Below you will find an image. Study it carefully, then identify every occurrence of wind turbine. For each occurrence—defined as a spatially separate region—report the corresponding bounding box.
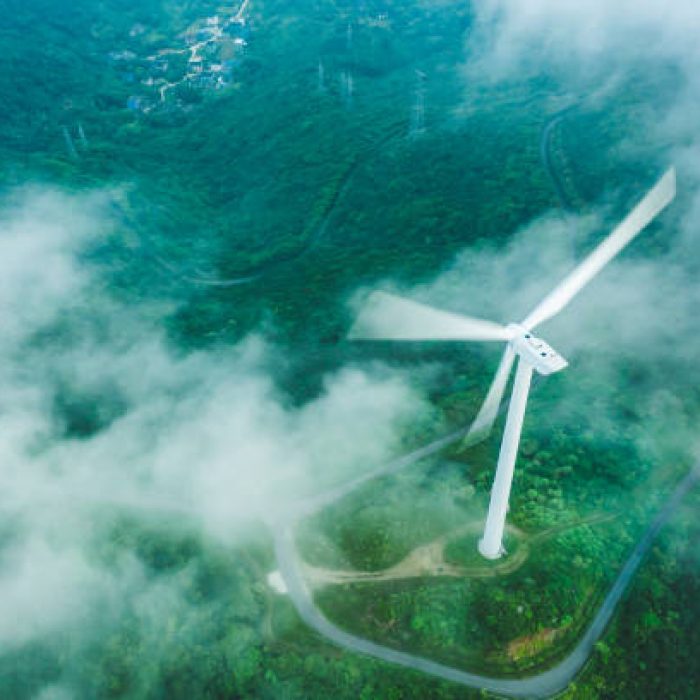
[349,168,676,559]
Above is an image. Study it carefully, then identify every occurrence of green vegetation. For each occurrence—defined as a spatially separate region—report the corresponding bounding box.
[297,459,483,571]
[2,0,699,698]
[305,435,681,676]
[561,488,700,700]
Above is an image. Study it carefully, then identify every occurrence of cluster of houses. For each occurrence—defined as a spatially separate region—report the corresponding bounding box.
[108,13,251,114]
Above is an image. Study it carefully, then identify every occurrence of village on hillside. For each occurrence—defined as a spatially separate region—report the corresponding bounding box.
[107,2,252,114]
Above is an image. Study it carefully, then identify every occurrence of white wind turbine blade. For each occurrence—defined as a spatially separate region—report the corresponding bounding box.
[522,167,676,331]
[349,290,512,342]
[462,346,516,448]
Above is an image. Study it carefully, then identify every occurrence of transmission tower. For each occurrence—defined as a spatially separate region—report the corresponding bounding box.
[410,70,427,137]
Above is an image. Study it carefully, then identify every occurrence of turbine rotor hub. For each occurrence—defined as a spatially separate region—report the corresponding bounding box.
[507,324,568,376]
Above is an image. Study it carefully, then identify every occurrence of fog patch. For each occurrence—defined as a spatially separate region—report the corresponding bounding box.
[0,188,428,663]
[466,0,700,84]
[354,161,700,467]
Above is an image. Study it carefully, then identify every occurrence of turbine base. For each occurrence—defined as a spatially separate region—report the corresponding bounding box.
[478,538,504,560]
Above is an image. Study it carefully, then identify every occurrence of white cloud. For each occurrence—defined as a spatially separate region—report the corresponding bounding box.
[467,0,700,82]
[0,188,427,654]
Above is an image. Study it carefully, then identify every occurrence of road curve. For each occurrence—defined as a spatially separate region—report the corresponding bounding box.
[273,458,699,698]
[540,105,577,212]
[131,123,405,288]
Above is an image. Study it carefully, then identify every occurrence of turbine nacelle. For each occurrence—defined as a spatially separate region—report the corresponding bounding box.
[506,324,568,376]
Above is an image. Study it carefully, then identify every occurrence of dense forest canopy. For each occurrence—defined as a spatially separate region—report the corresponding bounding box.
[0,0,698,698]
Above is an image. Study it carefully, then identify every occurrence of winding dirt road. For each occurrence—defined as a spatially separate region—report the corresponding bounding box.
[272,446,699,698]
[303,514,614,587]
[302,522,528,587]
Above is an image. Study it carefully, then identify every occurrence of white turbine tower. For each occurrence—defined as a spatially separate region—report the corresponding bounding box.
[349,168,676,559]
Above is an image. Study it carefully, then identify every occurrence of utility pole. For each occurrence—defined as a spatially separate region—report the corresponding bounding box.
[77,122,89,149]
[318,60,326,93]
[410,70,427,137]
[340,70,353,108]
[62,125,78,160]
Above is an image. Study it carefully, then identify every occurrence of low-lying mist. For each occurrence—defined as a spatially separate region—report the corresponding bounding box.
[0,188,430,680]
[4,3,700,695]
[358,163,700,466]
